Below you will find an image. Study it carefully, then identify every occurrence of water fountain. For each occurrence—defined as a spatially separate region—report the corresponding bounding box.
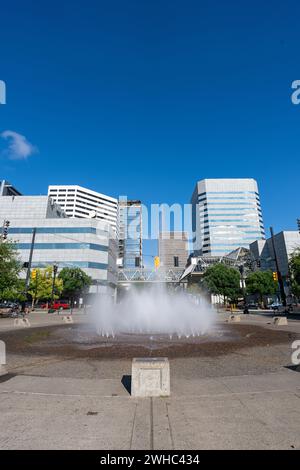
[91,285,216,339]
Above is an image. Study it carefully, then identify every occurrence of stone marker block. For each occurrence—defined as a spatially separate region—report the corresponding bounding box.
[0,340,7,376]
[131,357,170,398]
[63,315,73,324]
[14,318,30,327]
[273,316,288,326]
[228,315,241,322]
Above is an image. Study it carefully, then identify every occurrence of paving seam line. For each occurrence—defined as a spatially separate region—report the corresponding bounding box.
[0,388,299,399]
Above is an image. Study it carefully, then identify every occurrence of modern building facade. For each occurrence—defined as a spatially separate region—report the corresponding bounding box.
[158,231,189,269]
[48,185,118,233]
[0,196,118,295]
[0,180,22,196]
[250,231,300,278]
[118,197,143,268]
[0,196,67,220]
[191,178,265,256]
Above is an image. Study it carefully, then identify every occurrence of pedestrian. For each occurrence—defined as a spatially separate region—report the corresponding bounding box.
[243,305,249,315]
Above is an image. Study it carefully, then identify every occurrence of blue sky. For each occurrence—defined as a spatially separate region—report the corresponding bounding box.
[0,0,300,260]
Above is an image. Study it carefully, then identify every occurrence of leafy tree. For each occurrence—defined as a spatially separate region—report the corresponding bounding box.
[245,270,277,304]
[58,267,92,305]
[202,263,241,303]
[289,249,300,298]
[0,241,23,300]
[28,266,63,305]
[1,279,26,302]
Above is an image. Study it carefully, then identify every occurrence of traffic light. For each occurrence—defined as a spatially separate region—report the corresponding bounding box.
[31,269,37,280]
[154,256,160,269]
[256,260,261,268]
[273,272,278,281]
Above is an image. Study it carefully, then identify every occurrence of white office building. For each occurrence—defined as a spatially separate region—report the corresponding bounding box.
[48,185,118,232]
[0,195,67,220]
[0,196,118,295]
[191,178,265,256]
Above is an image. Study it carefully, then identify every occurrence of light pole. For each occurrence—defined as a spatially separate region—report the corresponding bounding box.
[50,264,58,308]
[270,227,287,307]
[24,228,37,295]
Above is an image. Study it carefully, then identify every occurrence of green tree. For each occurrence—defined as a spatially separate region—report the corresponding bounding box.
[289,249,300,298]
[58,267,92,306]
[28,266,63,305]
[202,263,241,303]
[0,241,23,300]
[245,270,277,305]
[1,279,26,302]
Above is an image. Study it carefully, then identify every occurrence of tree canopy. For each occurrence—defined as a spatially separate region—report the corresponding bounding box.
[245,270,277,302]
[58,267,92,303]
[28,266,63,304]
[0,241,23,300]
[289,248,300,298]
[202,263,241,302]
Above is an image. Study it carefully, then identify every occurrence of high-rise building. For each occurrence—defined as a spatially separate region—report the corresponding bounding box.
[191,178,265,256]
[158,232,189,269]
[118,197,142,268]
[48,185,118,232]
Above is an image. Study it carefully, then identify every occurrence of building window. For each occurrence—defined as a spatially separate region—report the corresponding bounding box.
[174,256,179,267]
[16,242,108,251]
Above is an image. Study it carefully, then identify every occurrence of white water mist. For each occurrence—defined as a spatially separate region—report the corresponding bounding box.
[91,286,216,338]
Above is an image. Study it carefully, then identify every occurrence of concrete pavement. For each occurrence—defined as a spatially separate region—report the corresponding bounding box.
[0,309,87,332]
[0,310,299,449]
[0,369,299,449]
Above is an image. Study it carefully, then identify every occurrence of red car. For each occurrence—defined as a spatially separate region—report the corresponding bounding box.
[41,301,70,310]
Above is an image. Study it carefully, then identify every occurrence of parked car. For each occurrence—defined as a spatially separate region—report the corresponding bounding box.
[0,301,19,309]
[247,303,259,310]
[237,302,245,310]
[0,306,11,317]
[269,302,283,310]
[41,301,70,310]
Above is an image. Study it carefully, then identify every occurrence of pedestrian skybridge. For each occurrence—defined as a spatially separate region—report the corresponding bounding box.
[118,267,185,284]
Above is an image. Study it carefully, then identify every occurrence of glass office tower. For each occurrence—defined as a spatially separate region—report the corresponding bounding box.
[191,179,265,256]
[118,197,143,268]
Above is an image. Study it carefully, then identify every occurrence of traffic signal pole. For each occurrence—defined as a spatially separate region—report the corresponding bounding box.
[25,228,37,295]
[270,226,286,307]
[50,264,58,307]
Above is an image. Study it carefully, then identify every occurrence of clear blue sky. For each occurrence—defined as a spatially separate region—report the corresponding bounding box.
[1,0,300,259]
